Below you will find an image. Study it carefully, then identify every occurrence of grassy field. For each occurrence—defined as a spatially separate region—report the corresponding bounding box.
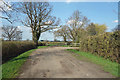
[66,49,119,77]
[1,46,47,78]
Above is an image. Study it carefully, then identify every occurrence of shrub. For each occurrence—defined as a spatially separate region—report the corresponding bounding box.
[79,31,120,63]
[38,42,46,46]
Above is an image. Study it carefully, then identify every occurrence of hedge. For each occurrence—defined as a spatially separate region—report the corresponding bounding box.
[2,41,46,63]
[79,31,120,63]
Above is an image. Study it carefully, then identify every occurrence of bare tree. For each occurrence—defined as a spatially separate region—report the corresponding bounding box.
[18,2,60,46]
[2,25,22,41]
[54,25,68,42]
[66,10,90,42]
[54,10,89,43]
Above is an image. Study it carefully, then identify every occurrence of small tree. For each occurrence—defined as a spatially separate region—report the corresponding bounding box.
[86,23,97,36]
[86,23,107,36]
[2,25,22,41]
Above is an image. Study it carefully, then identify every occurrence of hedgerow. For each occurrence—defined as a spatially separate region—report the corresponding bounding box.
[79,31,120,63]
[2,41,46,63]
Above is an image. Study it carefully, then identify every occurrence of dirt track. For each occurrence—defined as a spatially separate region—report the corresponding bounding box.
[18,47,114,78]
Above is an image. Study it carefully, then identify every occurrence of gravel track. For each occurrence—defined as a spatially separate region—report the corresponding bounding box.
[18,47,114,78]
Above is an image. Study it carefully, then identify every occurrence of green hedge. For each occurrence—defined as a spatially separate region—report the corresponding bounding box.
[2,41,46,63]
[80,31,120,63]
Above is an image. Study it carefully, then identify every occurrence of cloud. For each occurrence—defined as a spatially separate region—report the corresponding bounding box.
[67,20,83,25]
[17,26,32,40]
[77,21,83,25]
[17,26,31,30]
[66,0,72,3]
[17,26,31,33]
[44,21,53,24]
[67,20,75,24]
[113,20,118,23]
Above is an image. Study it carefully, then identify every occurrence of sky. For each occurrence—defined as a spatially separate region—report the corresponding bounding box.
[51,2,118,28]
[1,1,119,41]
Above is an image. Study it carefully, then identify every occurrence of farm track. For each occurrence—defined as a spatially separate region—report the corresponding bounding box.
[18,47,114,78]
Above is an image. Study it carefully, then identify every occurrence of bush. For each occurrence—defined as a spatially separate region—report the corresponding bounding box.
[79,31,120,63]
[2,41,46,63]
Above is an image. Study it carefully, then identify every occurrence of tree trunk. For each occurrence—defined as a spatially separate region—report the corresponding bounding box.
[33,36,38,47]
[32,32,38,47]
[63,37,67,42]
[32,30,41,47]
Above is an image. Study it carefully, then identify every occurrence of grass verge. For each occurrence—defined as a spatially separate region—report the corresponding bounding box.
[1,46,47,78]
[66,49,119,77]
[60,45,70,47]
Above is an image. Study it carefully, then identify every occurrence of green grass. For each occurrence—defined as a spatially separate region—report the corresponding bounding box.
[66,49,119,77]
[47,44,56,46]
[37,46,48,48]
[60,45,70,47]
[1,46,47,78]
[47,43,70,47]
